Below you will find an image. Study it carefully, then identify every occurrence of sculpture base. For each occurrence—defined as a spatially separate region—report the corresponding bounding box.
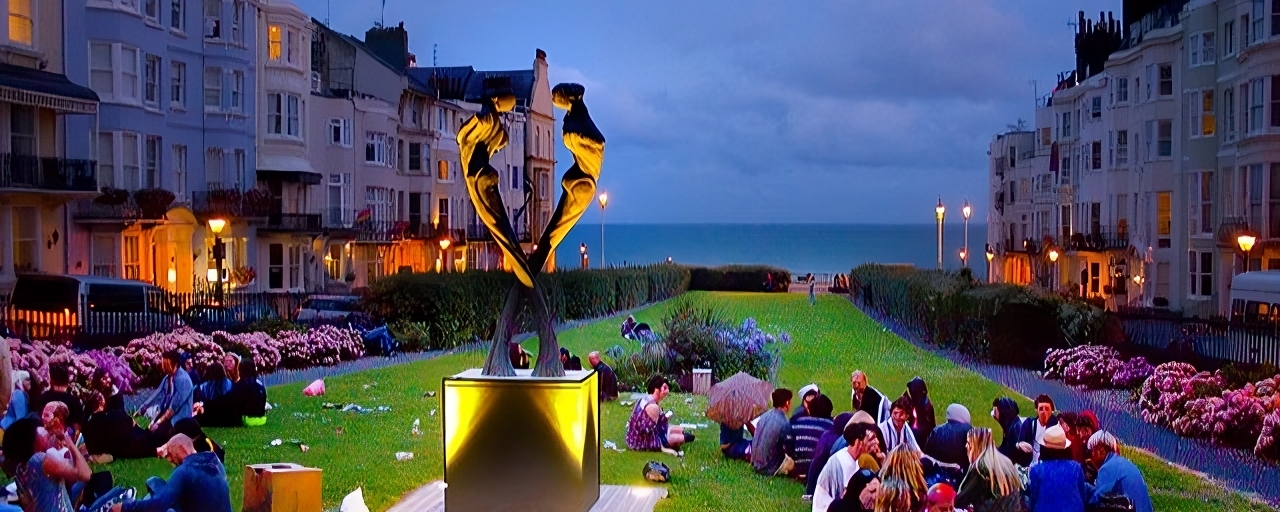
[443,369,600,512]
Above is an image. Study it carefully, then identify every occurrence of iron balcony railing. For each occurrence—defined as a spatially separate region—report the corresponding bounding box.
[1067,229,1129,251]
[191,187,272,219]
[465,223,532,244]
[72,198,141,221]
[0,153,97,192]
[263,213,323,232]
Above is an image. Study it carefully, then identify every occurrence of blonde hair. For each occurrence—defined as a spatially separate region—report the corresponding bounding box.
[966,427,992,463]
[963,427,1023,497]
[874,477,915,512]
[879,444,927,502]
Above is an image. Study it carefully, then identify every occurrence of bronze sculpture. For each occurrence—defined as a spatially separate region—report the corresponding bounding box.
[458,81,604,377]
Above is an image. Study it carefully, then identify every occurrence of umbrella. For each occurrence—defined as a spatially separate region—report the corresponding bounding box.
[706,372,773,430]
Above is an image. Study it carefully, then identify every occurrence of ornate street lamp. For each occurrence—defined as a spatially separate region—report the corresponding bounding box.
[598,193,608,269]
[935,196,945,270]
[208,218,227,304]
[962,200,972,268]
[985,243,995,283]
[579,242,589,269]
[1238,234,1257,273]
[1047,248,1059,291]
[439,237,451,273]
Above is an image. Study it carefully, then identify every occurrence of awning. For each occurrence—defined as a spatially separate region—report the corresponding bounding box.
[257,155,322,185]
[258,170,322,185]
[0,63,98,114]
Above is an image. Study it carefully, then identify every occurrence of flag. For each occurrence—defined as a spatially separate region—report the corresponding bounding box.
[355,208,372,223]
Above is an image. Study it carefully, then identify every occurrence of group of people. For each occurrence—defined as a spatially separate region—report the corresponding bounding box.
[0,349,271,511]
[625,368,1155,512]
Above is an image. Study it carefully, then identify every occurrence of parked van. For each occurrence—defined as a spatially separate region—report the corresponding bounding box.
[1229,270,1280,322]
[5,274,179,345]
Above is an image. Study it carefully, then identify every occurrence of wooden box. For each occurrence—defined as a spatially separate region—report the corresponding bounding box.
[243,463,322,512]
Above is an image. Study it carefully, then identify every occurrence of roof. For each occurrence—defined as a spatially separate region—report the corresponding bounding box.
[407,67,535,104]
[1230,271,1280,294]
[16,273,155,287]
[0,63,99,113]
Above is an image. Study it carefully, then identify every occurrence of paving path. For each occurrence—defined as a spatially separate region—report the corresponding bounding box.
[388,481,667,512]
[852,298,1280,508]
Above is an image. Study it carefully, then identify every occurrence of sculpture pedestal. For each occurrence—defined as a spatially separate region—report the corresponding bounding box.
[443,369,600,512]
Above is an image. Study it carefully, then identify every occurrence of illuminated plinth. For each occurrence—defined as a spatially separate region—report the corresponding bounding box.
[443,369,600,512]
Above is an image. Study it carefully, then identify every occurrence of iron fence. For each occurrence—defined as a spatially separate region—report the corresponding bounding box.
[1116,310,1280,366]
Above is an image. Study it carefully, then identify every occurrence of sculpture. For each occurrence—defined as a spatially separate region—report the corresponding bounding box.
[458,80,604,377]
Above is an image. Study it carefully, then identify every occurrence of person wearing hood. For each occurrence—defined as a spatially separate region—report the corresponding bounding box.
[805,412,853,498]
[924,404,974,472]
[991,397,1023,462]
[905,377,936,446]
[791,383,820,421]
[112,434,233,512]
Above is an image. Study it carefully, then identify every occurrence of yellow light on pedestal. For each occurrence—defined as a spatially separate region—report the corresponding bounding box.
[208,218,227,235]
[167,268,177,284]
[1048,249,1059,262]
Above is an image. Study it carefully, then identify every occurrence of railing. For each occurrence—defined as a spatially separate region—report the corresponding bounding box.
[191,187,272,219]
[465,223,532,243]
[263,213,322,232]
[0,153,97,192]
[1066,229,1129,251]
[72,198,142,221]
[1117,311,1280,367]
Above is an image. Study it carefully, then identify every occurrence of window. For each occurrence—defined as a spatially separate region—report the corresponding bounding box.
[1060,112,1071,138]
[288,245,300,289]
[9,104,33,157]
[13,207,36,273]
[511,165,521,189]
[1252,164,1265,231]
[286,28,298,64]
[1189,171,1213,235]
[1159,64,1172,96]
[410,101,420,127]
[437,160,449,181]
[437,197,450,228]
[89,42,141,103]
[144,54,159,106]
[1190,33,1200,67]
[1254,0,1265,44]
[1225,87,1236,142]
[437,107,445,131]
[170,0,184,31]
[122,132,140,189]
[204,148,222,187]
[233,149,245,188]
[268,243,284,289]
[328,118,351,146]
[327,173,352,227]
[172,144,186,200]
[1226,20,1236,57]
[1191,90,1215,137]
[366,186,392,221]
[1116,77,1128,103]
[408,143,422,171]
[123,235,140,280]
[9,0,32,45]
[230,0,242,44]
[203,0,219,39]
[1157,191,1171,239]
[145,135,160,189]
[1091,140,1102,170]
[1271,163,1280,239]
[1145,64,1154,101]
[1189,251,1213,297]
[143,0,158,22]
[90,43,113,98]
[1116,130,1128,165]
[268,24,281,60]
[265,93,302,136]
[365,132,388,164]
[91,236,115,277]
[1203,32,1216,64]
[170,61,185,109]
[394,139,402,171]
[1249,78,1265,133]
[1272,76,1280,128]
[1090,97,1101,119]
[1158,119,1172,157]
[539,172,549,200]
[98,133,115,187]
[1244,14,1252,49]
[203,67,221,110]
[230,70,243,111]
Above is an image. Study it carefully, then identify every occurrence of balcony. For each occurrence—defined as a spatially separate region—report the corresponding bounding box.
[1066,229,1129,252]
[261,213,323,232]
[72,198,141,223]
[0,153,97,192]
[191,187,272,219]
[466,223,532,244]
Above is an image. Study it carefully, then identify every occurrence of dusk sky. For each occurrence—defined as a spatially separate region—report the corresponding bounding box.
[296,0,1118,224]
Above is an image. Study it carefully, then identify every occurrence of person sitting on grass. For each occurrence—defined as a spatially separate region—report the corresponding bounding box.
[91,368,125,414]
[222,353,241,384]
[791,394,833,480]
[1015,394,1059,467]
[1086,430,1153,512]
[749,388,795,476]
[955,427,1023,512]
[111,433,233,512]
[790,383,820,421]
[829,411,887,472]
[924,483,957,512]
[195,357,267,427]
[991,397,1023,463]
[824,468,880,512]
[878,396,919,454]
[625,375,692,455]
[805,412,853,499]
[2,370,30,430]
[879,444,928,509]
[1026,424,1087,512]
[83,392,156,463]
[559,348,582,371]
[850,371,891,423]
[904,377,936,446]
[174,419,226,463]
[924,404,973,473]
[587,352,618,401]
[137,351,193,441]
[812,422,881,512]
[872,477,914,512]
[195,362,232,403]
[4,417,131,512]
[509,342,531,370]
[32,363,83,435]
[719,420,753,462]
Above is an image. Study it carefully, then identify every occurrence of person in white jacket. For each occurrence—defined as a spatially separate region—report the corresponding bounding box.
[812,422,879,512]
[877,396,920,453]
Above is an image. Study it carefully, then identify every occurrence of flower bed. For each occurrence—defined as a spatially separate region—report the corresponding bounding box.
[6,338,139,395]
[1043,345,1153,390]
[124,326,364,386]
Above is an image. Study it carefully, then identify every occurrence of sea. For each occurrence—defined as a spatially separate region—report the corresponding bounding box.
[554,224,991,279]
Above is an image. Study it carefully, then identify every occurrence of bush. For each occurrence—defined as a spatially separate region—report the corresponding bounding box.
[7,339,138,396]
[1258,408,1280,461]
[1044,345,1123,388]
[246,317,306,337]
[276,325,364,369]
[388,320,431,353]
[688,265,790,292]
[213,331,282,374]
[123,328,226,386]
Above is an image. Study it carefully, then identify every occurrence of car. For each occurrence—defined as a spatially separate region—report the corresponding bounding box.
[181,304,278,334]
[5,274,179,347]
[295,295,360,323]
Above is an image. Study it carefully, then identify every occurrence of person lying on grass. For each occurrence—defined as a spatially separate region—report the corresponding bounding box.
[625,375,694,455]
[111,433,232,512]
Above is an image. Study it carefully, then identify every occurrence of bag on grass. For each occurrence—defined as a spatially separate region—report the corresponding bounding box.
[643,461,670,483]
[303,379,325,396]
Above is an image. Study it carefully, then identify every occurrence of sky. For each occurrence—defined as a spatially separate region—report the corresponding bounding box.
[296,0,1119,224]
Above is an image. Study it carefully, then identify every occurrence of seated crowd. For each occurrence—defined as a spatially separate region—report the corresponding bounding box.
[0,350,267,511]
[625,369,1155,512]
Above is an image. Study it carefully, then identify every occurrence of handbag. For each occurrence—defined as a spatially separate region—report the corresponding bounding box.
[1087,493,1134,512]
[643,461,671,483]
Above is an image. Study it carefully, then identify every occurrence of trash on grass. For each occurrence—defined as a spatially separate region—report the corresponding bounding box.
[300,444,309,453]
[303,379,325,396]
[336,427,345,435]
[619,401,635,406]
[395,451,414,461]
[270,439,283,446]
[423,391,436,398]
[411,419,422,437]
[603,440,625,452]
[340,487,370,512]
[429,409,436,417]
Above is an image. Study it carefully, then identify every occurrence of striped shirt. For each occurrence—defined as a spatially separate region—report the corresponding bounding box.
[792,416,834,474]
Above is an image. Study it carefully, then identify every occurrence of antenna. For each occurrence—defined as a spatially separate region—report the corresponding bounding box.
[381,0,386,28]
[433,44,438,67]
[325,0,330,25]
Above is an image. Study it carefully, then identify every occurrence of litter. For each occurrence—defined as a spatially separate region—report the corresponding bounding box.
[303,379,325,396]
[340,487,370,512]
[429,409,436,417]
[322,403,341,409]
[395,452,414,461]
[603,440,625,452]
[684,397,693,404]
[411,419,422,437]
[423,391,436,398]
[336,427,345,435]
[341,404,363,413]
[270,439,283,446]
[375,405,391,412]
[619,401,635,406]
[300,444,309,453]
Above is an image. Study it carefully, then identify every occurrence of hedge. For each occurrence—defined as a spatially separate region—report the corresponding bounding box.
[363,265,691,350]
[689,265,791,292]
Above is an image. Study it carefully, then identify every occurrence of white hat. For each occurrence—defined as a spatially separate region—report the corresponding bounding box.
[1041,424,1071,450]
[798,384,820,400]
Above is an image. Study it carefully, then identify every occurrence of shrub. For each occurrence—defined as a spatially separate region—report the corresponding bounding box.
[1258,408,1280,461]
[246,317,306,337]
[1112,357,1155,389]
[122,328,226,386]
[388,320,431,353]
[7,339,138,396]
[1044,345,1152,390]
[213,331,282,374]
[277,325,363,369]
[688,265,791,292]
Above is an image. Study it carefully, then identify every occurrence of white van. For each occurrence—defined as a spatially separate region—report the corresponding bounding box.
[1229,270,1280,322]
[5,274,179,345]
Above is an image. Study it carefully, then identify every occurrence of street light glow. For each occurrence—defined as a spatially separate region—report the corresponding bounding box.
[439,238,451,251]
[598,193,608,209]
[935,196,945,220]
[208,218,227,235]
[962,201,971,220]
[1048,249,1059,262]
[1238,234,1257,253]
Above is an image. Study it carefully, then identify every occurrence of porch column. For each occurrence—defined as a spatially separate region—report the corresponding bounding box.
[0,205,12,278]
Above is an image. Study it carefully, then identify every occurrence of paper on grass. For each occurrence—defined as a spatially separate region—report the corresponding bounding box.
[340,487,370,512]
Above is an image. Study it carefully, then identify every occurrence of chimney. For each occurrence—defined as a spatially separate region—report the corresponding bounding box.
[534,48,548,82]
[365,22,410,71]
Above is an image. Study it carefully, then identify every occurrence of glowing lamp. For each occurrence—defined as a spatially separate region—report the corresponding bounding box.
[1238,234,1257,253]
[1048,249,1059,262]
[597,193,608,209]
[935,196,945,221]
[959,249,967,261]
[579,243,586,255]
[207,269,219,282]
[962,202,972,220]
[439,238,451,251]
[985,249,995,262]
[208,218,227,235]
[167,268,177,284]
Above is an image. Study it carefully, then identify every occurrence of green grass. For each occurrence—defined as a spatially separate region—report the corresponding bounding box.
[100,293,1272,511]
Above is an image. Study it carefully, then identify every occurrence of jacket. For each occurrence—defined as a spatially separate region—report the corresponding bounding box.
[1014,415,1058,467]
[122,452,233,512]
[1027,459,1087,512]
[906,377,936,445]
[923,419,973,471]
[993,397,1023,462]
[1088,454,1153,512]
[956,465,1023,512]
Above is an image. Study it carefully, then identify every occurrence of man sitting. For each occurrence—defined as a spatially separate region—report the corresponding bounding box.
[812,422,880,512]
[136,351,193,441]
[559,348,583,371]
[750,389,795,476]
[878,396,919,453]
[790,394,833,480]
[1087,430,1153,512]
[32,363,83,434]
[587,352,618,401]
[83,392,155,463]
[112,433,231,512]
[1016,394,1060,467]
[790,384,820,421]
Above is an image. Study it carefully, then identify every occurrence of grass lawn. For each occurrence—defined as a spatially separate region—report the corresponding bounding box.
[100,292,1271,511]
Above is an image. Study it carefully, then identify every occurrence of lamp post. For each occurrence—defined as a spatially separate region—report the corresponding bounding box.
[208,218,227,304]
[597,192,608,269]
[962,200,972,268]
[579,242,589,270]
[1048,248,1059,291]
[1238,234,1257,273]
[935,196,945,270]
[959,248,967,267]
[439,237,451,273]
[985,244,995,283]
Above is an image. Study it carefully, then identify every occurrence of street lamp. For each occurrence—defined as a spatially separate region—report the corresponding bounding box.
[579,242,589,270]
[985,244,995,284]
[439,237,451,273]
[962,200,972,268]
[598,192,608,269]
[935,196,945,270]
[1238,234,1257,273]
[1047,248,1059,291]
[959,248,967,267]
[208,218,227,304]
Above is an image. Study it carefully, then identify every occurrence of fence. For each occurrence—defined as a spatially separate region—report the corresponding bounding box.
[1116,310,1280,367]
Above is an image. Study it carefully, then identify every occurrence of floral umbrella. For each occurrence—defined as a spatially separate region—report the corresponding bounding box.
[706,372,773,430]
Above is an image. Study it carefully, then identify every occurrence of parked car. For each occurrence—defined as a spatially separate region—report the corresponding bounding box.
[5,274,179,346]
[181,304,278,334]
[295,295,360,323]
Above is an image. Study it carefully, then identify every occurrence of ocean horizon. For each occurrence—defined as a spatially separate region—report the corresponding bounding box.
[554,223,991,279]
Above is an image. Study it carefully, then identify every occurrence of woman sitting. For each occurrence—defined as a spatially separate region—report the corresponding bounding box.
[826,468,880,512]
[196,358,267,427]
[195,362,232,403]
[90,369,125,414]
[878,444,928,509]
[2,370,30,430]
[626,375,692,455]
[82,392,156,463]
[3,417,129,511]
[956,427,1023,512]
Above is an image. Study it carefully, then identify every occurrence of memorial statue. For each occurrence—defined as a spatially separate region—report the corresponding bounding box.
[458,80,604,377]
